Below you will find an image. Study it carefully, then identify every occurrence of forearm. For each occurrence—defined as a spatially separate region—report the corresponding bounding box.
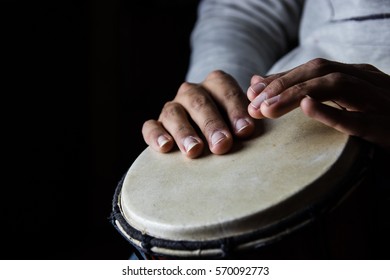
[186,0,304,90]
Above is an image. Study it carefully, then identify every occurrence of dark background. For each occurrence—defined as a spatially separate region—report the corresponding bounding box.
[2,0,389,261]
[2,0,200,259]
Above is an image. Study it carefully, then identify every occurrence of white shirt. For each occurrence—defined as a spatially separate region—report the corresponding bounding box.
[186,0,390,90]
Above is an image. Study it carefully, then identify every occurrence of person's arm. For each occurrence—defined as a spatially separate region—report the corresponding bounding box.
[186,0,304,90]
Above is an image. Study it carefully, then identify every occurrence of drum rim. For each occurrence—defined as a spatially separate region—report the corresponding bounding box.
[111,139,373,259]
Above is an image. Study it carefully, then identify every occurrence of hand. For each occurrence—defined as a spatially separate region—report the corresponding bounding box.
[142,70,255,158]
[247,58,390,151]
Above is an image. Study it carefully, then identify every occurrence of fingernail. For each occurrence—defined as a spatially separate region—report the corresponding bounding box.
[157,135,170,148]
[249,82,266,94]
[183,136,200,153]
[250,92,268,109]
[264,95,280,106]
[211,131,227,147]
[235,118,250,133]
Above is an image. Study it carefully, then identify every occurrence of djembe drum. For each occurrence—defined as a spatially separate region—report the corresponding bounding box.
[111,108,373,259]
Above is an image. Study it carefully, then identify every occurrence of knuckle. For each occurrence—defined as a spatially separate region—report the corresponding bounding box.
[188,92,210,112]
[223,88,242,101]
[291,82,309,96]
[271,77,286,91]
[308,57,330,68]
[206,69,227,80]
[203,118,216,128]
[204,70,242,95]
[175,123,190,134]
[327,72,350,86]
[360,63,380,72]
[143,119,155,127]
[178,81,197,94]
[307,58,332,74]
[328,72,344,80]
[203,118,218,130]
[160,101,183,119]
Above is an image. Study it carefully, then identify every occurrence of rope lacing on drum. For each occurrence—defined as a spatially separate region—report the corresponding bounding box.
[220,237,234,258]
[141,235,153,252]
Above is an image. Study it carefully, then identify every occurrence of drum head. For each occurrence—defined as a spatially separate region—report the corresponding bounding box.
[112,109,368,258]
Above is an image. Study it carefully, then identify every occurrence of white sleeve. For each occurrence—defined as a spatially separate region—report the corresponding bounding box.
[185,0,305,90]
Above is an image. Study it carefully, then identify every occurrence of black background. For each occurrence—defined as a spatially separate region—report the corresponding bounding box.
[2,0,199,259]
[2,0,390,261]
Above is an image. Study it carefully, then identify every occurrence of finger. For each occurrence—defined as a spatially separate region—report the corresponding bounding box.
[308,73,390,112]
[247,72,294,118]
[250,71,291,86]
[250,75,264,85]
[253,74,340,119]
[350,63,390,89]
[175,80,233,155]
[253,72,390,119]
[301,97,390,150]
[142,119,174,153]
[251,59,390,104]
[247,80,266,102]
[300,96,364,136]
[247,72,287,101]
[249,59,337,111]
[158,101,204,158]
[203,70,255,138]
